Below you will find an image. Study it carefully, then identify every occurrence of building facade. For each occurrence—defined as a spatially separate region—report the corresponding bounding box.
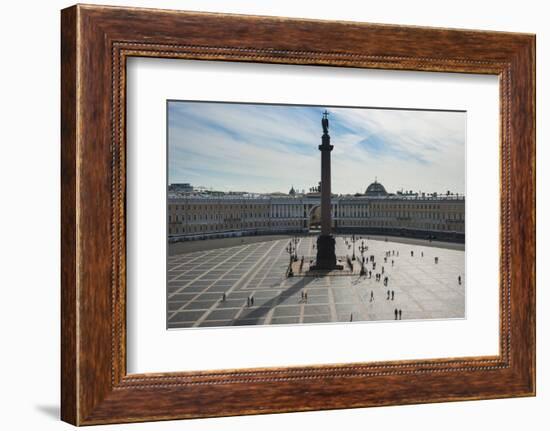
[168,181,465,242]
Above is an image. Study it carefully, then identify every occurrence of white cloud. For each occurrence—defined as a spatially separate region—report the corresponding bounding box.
[168,102,465,195]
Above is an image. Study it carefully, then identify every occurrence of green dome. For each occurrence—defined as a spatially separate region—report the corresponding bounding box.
[365,180,388,196]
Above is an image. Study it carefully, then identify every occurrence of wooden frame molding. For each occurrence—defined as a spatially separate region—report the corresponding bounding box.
[61,4,535,425]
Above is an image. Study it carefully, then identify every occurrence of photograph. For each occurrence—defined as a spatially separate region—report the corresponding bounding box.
[166,101,466,329]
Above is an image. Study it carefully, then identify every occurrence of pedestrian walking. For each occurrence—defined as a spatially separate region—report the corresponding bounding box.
[391,290,395,300]
[399,309,402,320]
[387,290,390,300]
[411,250,414,257]
[421,251,424,257]
[250,296,254,306]
[221,292,226,302]
[394,308,398,320]
[392,259,394,266]
[458,275,462,285]
[247,297,250,307]
[370,290,374,302]
[350,313,353,322]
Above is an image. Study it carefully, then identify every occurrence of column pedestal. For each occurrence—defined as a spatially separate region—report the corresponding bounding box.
[311,234,342,270]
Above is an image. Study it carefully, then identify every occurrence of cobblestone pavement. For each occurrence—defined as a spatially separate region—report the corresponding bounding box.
[167,236,465,329]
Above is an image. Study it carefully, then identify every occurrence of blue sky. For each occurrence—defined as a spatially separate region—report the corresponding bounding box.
[168,101,465,195]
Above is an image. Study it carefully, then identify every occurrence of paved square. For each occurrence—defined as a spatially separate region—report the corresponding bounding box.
[167,236,465,329]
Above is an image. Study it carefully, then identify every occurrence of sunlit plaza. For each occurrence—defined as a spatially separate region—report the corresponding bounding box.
[167,236,465,329]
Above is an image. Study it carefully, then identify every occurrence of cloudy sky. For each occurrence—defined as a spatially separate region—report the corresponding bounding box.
[168,101,465,195]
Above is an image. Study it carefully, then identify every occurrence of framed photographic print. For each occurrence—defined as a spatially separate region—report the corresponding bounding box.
[61,4,535,425]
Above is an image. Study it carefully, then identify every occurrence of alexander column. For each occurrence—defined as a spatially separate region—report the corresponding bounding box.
[313,110,341,270]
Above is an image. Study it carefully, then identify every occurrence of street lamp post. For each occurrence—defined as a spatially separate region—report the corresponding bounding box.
[359,241,368,276]
[286,241,295,277]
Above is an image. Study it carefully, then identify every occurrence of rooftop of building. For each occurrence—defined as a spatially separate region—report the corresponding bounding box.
[167,179,464,201]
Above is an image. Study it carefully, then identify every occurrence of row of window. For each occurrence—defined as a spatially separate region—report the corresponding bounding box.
[171,203,269,211]
[169,213,464,223]
[168,219,303,235]
[170,202,464,213]
[340,219,464,232]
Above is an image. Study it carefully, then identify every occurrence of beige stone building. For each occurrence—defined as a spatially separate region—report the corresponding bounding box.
[168,181,465,242]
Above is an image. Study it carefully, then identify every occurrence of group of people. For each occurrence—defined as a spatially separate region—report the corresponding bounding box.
[372,273,389,285]
[363,248,406,321]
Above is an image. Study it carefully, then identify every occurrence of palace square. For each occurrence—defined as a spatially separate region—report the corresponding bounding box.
[167,236,465,329]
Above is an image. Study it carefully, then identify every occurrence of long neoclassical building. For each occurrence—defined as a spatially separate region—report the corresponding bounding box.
[168,180,465,243]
